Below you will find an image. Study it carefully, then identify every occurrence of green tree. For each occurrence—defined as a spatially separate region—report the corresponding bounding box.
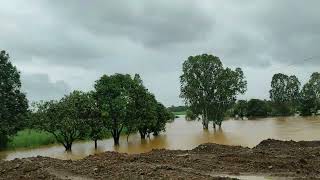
[180,54,247,129]
[247,99,270,118]
[94,74,136,145]
[0,50,28,148]
[185,109,197,121]
[127,74,169,139]
[81,92,107,149]
[34,91,88,151]
[270,73,301,115]
[233,100,248,119]
[151,102,171,136]
[300,72,320,116]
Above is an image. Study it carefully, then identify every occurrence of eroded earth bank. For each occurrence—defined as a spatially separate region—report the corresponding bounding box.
[1,139,320,180]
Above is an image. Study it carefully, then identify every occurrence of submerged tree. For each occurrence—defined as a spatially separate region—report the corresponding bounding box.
[270,73,301,115]
[180,54,247,129]
[151,102,171,136]
[81,92,107,149]
[35,91,88,151]
[94,74,136,145]
[246,99,270,118]
[185,109,197,121]
[233,100,248,119]
[0,50,28,148]
[300,72,320,116]
[127,74,170,139]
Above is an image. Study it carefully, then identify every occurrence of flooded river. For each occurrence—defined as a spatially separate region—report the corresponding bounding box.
[1,115,320,161]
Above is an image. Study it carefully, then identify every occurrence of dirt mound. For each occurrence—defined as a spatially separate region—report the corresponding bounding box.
[255,139,320,149]
[1,140,320,179]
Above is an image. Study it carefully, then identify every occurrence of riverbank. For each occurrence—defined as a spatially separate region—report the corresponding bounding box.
[1,139,320,179]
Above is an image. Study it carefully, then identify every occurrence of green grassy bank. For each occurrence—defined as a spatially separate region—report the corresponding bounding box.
[173,111,186,116]
[8,129,56,149]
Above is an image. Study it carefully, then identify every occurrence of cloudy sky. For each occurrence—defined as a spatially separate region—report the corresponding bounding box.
[1,0,319,106]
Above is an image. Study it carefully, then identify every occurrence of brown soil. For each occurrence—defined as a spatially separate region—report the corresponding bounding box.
[1,139,320,180]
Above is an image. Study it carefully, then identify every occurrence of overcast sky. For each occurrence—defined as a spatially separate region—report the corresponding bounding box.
[1,0,319,106]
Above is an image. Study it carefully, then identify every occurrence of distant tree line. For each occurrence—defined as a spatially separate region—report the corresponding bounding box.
[180,54,320,128]
[167,105,188,113]
[0,50,172,150]
[232,72,320,118]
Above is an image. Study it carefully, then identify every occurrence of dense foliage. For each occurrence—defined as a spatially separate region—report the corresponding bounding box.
[31,74,172,150]
[0,50,28,148]
[180,54,247,129]
[167,106,188,113]
[33,91,90,151]
[300,73,320,116]
[270,73,301,116]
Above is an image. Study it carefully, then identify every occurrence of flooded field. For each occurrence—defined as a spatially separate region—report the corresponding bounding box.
[1,115,320,160]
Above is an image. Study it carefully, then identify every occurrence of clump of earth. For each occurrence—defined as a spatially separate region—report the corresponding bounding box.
[1,139,320,179]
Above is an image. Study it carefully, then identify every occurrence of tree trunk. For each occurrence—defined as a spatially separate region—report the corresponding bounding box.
[218,121,222,128]
[140,131,146,139]
[111,128,121,146]
[153,131,159,136]
[202,118,209,129]
[94,139,98,149]
[65,143,72,151]
[113,135,120,146]
[213,122,216,129]
[202,110,209,129]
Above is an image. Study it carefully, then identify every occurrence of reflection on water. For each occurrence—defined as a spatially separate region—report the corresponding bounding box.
[1,116,320,160]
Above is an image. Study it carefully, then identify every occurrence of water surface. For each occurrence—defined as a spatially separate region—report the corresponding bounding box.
[1,116,319,160]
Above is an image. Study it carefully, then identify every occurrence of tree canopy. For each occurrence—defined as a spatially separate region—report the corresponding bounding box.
[246,99,271,118]
[94,74,135,145]
[300,72,320,116]
[180,54,247,129]
[0,50,28,148]
[270,73,301,115]
[34,91,90,151]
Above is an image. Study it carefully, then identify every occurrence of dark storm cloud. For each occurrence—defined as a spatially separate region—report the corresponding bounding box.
[43,0,214,48]
[1,0,320,105]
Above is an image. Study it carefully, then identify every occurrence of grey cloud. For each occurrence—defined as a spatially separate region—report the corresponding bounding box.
[44,0,214,48]
[1,0,320,105]
[21,73,71,102]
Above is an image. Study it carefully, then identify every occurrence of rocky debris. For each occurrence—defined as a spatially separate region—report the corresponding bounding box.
[1,139,320,179]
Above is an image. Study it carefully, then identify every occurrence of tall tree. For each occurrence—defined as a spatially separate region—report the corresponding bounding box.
[127,74,169,139]
[81,92,107,149]
[0,50,28,148]
[94,74,136,145]
[300,72,320,116]
[270,73,301,115]
[34,91,88,151]
[180,54,247,129]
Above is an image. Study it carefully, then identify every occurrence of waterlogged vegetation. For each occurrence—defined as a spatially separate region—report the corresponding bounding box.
[1,50,320,153]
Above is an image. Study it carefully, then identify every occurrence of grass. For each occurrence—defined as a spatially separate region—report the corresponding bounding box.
[6,128,128,150]
[173,111,186,115]
[8,129,56,149]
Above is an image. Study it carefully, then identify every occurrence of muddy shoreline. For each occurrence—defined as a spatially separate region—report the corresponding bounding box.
[1,139,320,179]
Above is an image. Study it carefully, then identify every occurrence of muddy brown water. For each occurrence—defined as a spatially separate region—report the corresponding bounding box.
[1,115,320,161]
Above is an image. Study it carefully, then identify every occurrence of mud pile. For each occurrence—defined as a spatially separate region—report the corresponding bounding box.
[1,139,320,179]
